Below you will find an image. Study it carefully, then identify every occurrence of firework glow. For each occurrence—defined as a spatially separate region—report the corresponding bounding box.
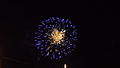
[34,17,77,60]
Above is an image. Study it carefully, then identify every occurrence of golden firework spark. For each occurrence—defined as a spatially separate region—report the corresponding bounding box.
[50,29,66,45]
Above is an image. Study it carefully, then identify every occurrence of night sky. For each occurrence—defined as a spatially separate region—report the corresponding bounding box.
[0,0,120,68]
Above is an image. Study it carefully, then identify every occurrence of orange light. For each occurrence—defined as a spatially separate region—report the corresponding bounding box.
[50,29,65,45]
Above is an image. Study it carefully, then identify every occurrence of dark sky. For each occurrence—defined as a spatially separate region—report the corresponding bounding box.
[0,0,120,68]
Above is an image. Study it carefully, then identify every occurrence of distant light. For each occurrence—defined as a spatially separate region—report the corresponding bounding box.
[64,64,67,68]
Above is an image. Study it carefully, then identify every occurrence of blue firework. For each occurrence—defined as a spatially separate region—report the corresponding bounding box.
[34,17,77,60]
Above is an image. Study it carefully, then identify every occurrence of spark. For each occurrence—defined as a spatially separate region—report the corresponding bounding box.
[50,29,66,45]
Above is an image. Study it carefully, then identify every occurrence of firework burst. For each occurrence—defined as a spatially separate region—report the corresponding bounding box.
[33,17,77,60]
